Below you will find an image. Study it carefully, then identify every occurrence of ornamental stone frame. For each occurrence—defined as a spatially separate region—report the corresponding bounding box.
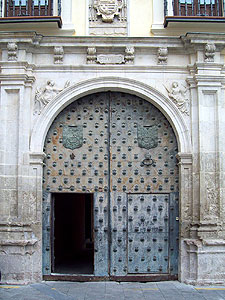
[30,76,192,282]
[1,32,225,285]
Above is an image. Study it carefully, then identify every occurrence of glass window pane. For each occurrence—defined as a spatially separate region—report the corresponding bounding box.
[200,0,215,3]
[14,0,27,5]
[179,0,193,3]
[179,0,216,3]
[14,0,48,5]
[33,0,48,4]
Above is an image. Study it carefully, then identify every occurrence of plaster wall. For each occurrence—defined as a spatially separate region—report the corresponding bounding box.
[129,0,153,36]
[72,0,86,36]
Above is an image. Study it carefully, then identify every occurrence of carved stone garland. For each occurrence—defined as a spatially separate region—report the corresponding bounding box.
[54,46,64,64]
[87,47,97,64]
[205,43,216,62]
[157,47,168,65]
[7,42,18,61]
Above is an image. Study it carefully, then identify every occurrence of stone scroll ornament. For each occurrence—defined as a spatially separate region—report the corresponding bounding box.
[137,125,158,150]
[165,82,190,116]
[63,125,83,150]
[34,80,70,115]
[93,0,123,22]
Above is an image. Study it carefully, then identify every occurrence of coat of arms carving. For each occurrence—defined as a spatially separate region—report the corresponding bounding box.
[93,0,123,22]
[63,125,83,150]
[137,125,158,150]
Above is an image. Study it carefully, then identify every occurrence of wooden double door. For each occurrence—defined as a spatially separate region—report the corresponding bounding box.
[42,92,179,279]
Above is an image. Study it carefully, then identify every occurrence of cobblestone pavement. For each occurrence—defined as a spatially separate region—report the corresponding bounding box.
[1,281,225,300]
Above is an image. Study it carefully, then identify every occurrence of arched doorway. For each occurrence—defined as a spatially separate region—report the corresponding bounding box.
[42,92,179,280]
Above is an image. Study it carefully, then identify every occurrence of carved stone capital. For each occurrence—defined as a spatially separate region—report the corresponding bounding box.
[176,153,193,166]
[29,152,46,165]
[184,239,203,248]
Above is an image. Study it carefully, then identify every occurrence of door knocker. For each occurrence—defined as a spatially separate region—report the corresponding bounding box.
[141,153,155,167]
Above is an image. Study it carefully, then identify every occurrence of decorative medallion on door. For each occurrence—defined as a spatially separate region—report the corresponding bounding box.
[137,125,158,150]
[63,125,83,150]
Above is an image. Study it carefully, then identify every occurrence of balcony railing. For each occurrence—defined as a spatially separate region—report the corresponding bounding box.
[164,0,224,17]
[1,0,61,17]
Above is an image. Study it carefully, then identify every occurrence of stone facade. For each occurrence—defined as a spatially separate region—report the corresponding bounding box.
[0,31,225,285]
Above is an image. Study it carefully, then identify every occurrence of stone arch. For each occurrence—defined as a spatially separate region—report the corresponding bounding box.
[30,76,191,154]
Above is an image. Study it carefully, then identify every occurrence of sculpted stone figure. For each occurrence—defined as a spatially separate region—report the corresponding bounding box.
[165,82,189,115]
[34,80,70,115]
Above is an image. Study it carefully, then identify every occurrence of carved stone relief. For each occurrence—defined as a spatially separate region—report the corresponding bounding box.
[54,46,64,64]
[89,0,127,36]
[205,43,216,62]
[86,46,134,65]
[157,47,168,65]
[93,0,123,23]
[7,42,18,61]
[165,82,190,115]
[34,80,70,115]
[203,173,219,221]
[97,54,124,64]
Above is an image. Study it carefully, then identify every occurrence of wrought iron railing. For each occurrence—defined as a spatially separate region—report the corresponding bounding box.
[1,0,61,17]
[164,0,224,17]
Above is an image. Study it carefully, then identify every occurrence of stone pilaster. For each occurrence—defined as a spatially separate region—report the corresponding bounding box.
[182,33,225,284]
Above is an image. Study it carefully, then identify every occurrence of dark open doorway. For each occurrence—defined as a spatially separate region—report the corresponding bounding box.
[52,193,94,274]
